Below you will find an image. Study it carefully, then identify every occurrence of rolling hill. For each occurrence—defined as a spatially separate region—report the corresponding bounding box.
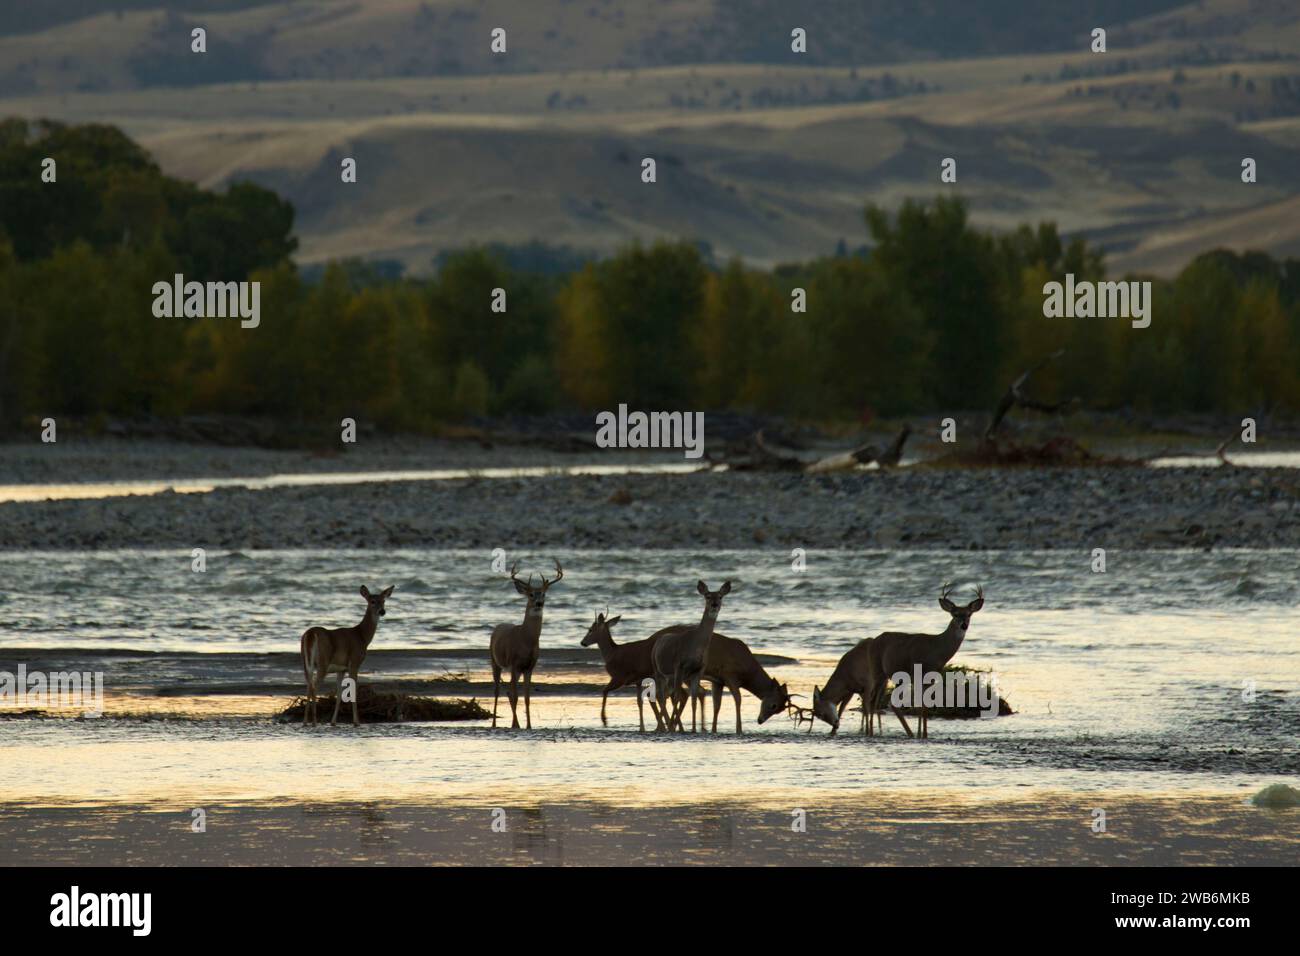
[1,0,1298,275]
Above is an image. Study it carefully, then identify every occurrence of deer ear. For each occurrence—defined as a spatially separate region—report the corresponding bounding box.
[381,586,394,599]
[813,685,822,703]
[513,578,531,595]
[719,581,732,595]
[967,598,984,613]
[697,580,708,595]
[939,598,957,613]
[607,615,622,627]
[360,585,371,598]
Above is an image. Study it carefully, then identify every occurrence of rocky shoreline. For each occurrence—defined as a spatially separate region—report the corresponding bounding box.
[2,459,1296,550]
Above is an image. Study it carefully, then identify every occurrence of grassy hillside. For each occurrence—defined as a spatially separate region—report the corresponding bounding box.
[1,0,1298,275]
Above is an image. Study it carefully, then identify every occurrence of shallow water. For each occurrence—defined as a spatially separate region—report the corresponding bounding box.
[1,449,1297,503]
[0,548,1297,806]
[0,463,702,503]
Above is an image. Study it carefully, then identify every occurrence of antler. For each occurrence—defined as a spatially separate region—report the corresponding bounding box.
[940,581,955,602]
[508,560,521,583]
[542,558,564,590]
[973,583,984,603]
[786,698,815,728]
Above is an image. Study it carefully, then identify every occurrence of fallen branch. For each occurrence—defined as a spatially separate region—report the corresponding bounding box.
[984,348,1076,445]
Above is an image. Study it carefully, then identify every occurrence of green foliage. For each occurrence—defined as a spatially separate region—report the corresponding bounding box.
[2,122,1299,432]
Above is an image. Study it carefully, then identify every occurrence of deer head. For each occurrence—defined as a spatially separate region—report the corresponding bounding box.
[938,582,984,632]
[697,579,732,619]
[511,559,564,616]
[360,585,394,618]
[810,684,839,730]
[580,610,622,647]
[757,681,792,725]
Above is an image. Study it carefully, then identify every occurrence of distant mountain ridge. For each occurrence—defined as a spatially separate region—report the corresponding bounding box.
[1,0,1206,91]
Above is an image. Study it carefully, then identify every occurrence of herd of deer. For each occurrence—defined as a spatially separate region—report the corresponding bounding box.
[299,560,985,738]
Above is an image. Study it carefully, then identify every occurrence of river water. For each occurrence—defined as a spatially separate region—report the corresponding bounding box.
[1,548,1296,807]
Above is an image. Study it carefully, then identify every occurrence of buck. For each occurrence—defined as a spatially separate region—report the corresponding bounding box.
[490,559,562,730]
[650,580,731,732]
[580,611,666,732]
[650,632,791,734]
[300,585,394,727]
[809,637,893,736]
[698,633,792,734]
[813,584,984,739]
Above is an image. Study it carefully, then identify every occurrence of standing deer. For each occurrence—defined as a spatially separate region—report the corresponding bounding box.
[699,633,792,734]
[490,559,562,730]
[580,611,666,732]
[300,585,394,727]
[650,580,731,732]
[863,583,983,738]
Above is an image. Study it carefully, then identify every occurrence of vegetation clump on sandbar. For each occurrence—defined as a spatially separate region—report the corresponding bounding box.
[278,688,489,724]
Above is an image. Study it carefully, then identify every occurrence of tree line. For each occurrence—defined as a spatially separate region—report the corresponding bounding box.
[2,119,1298,433]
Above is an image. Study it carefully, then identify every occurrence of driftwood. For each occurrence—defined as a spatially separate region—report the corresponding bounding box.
[722,426,912,473]
[984,349,1077,445]
[806,424,911,473]
[1144,431,1242,465]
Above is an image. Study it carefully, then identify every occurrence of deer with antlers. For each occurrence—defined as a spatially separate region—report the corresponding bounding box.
[699,633,792,734]
[807,637,891,737]
[490,559,562,730]
[812,584,984,739]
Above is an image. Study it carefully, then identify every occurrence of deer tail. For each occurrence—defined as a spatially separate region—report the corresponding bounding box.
[301,628,318,686]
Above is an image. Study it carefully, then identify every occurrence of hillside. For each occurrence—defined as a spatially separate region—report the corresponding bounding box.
[1,0,1298,275]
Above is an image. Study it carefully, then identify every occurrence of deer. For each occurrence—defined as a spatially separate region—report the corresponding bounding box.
[490,559,562,730]
[809,637,892,736]
[698,633,792,734]
[300,585,394,727]
[812,584,984,739]
[650,580,731,733]
[580,611,670,732]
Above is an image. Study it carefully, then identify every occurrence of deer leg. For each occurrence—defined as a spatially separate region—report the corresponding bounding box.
[601,681,614,727]
[523,669,533,730]
[891,703,913,738]
[508,670,520,729]
[653,678,668,732]
[330,670,344,726]
[350,667,361,726]
[864,682,880,737]
[711,682,724,733]
[731,685,742,735]
[491,662,501,730]
[668,682,687,733]
[311,660,329,726]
